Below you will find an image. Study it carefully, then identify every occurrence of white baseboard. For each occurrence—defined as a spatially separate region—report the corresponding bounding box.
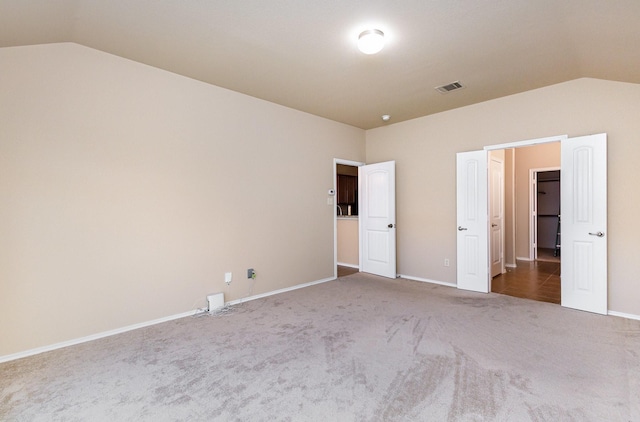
[516,256,533,261]
[1,275,338,364]
[5,274,636,364]
[608,310,640,321]
[226,276,335,306]
[398,274,457,288]
[337,262,359,269]
[505,263,517,268]
[0,309,197,364]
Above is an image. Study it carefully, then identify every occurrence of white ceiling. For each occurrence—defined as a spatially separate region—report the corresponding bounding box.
[2,0,639,129]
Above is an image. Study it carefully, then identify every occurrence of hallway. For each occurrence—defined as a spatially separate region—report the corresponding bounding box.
[491,257,561,304]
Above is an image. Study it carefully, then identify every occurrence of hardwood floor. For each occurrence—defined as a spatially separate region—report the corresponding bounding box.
[337,265,359,277]
[339,261,561,305]
[492,258,561,304]
[536,247,560,263]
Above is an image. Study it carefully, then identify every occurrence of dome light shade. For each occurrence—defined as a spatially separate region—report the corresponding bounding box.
[358,29,384,54]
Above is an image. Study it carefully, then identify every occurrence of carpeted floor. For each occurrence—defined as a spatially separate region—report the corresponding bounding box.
[2,272,639,421]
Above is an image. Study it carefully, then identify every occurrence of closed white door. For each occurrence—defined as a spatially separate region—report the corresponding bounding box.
[359,161,396,278]
[456,151,489,293]
[489,155,505,277]
[561,133,607,314]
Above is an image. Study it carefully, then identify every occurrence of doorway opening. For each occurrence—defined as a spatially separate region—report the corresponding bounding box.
[490,143,561,304]
[334,159,363,278]
[333,159,397,280]
[533,169,561,263]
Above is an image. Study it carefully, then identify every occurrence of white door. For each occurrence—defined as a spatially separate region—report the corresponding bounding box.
[561,133,607,314]
[456,151,489,293]
[489,155,505,277]
[359,161,396,278]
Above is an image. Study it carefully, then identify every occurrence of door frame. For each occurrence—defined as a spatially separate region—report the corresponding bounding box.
[529,166,561,261]
[333,158,364,279]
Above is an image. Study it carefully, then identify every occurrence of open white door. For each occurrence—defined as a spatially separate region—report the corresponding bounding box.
[456,151,489,293]
[359,161,396,278]
[561,133,607,314]
[489,155,505,277]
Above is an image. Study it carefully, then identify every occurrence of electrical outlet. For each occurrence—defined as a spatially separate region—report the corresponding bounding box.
[444,259,450,267]
[247,268,255,279]
[225,272,232,284]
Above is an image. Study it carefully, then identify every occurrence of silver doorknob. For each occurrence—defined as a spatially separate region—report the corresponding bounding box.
[458,226,467,231]
[589,231,605,237]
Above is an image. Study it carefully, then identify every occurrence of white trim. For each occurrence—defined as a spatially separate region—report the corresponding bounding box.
[337,262,359,269]
[333,158,365,279]
[529,166,561,260]
[529,169,536,261]
[399,274,457,288]
[226,276,335,306]
[0,309,196,364]
[506,149,517,270]
[484,134,567,151]
[4,272,633,364]
[516,256,533,261]
[505,263,517,268]
[608,310,640,321]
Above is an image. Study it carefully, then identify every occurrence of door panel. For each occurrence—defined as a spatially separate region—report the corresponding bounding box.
[359,161,396,278]
[456,151,489,293]
[561,133,607,314]
[489,156,505,277]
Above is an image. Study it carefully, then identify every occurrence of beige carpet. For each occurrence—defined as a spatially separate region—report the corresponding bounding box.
[2,272,639,421]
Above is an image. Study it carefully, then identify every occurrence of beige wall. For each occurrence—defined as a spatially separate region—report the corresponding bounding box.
[366,78,640,316]
[0,43,365,357]
[337,218,359,266]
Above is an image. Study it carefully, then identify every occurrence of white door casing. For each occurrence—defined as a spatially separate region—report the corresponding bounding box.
[561,133,608,314]
[529,167,561,260]
[489,155,505,277]
[359,161,396,278]
[531,170,538,260]
[456,151,489,293]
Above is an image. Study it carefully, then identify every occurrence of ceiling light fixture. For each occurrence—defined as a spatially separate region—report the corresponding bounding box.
[358,29,385,54]
[381,114,391,121]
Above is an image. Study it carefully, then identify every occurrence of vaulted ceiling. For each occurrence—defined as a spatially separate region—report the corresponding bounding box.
[2,0,639,129]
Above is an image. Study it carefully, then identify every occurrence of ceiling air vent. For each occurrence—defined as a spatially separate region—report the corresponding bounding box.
[435,81,465,94]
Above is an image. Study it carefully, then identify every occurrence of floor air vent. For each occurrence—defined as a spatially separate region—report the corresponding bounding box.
[435,81,465,94]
